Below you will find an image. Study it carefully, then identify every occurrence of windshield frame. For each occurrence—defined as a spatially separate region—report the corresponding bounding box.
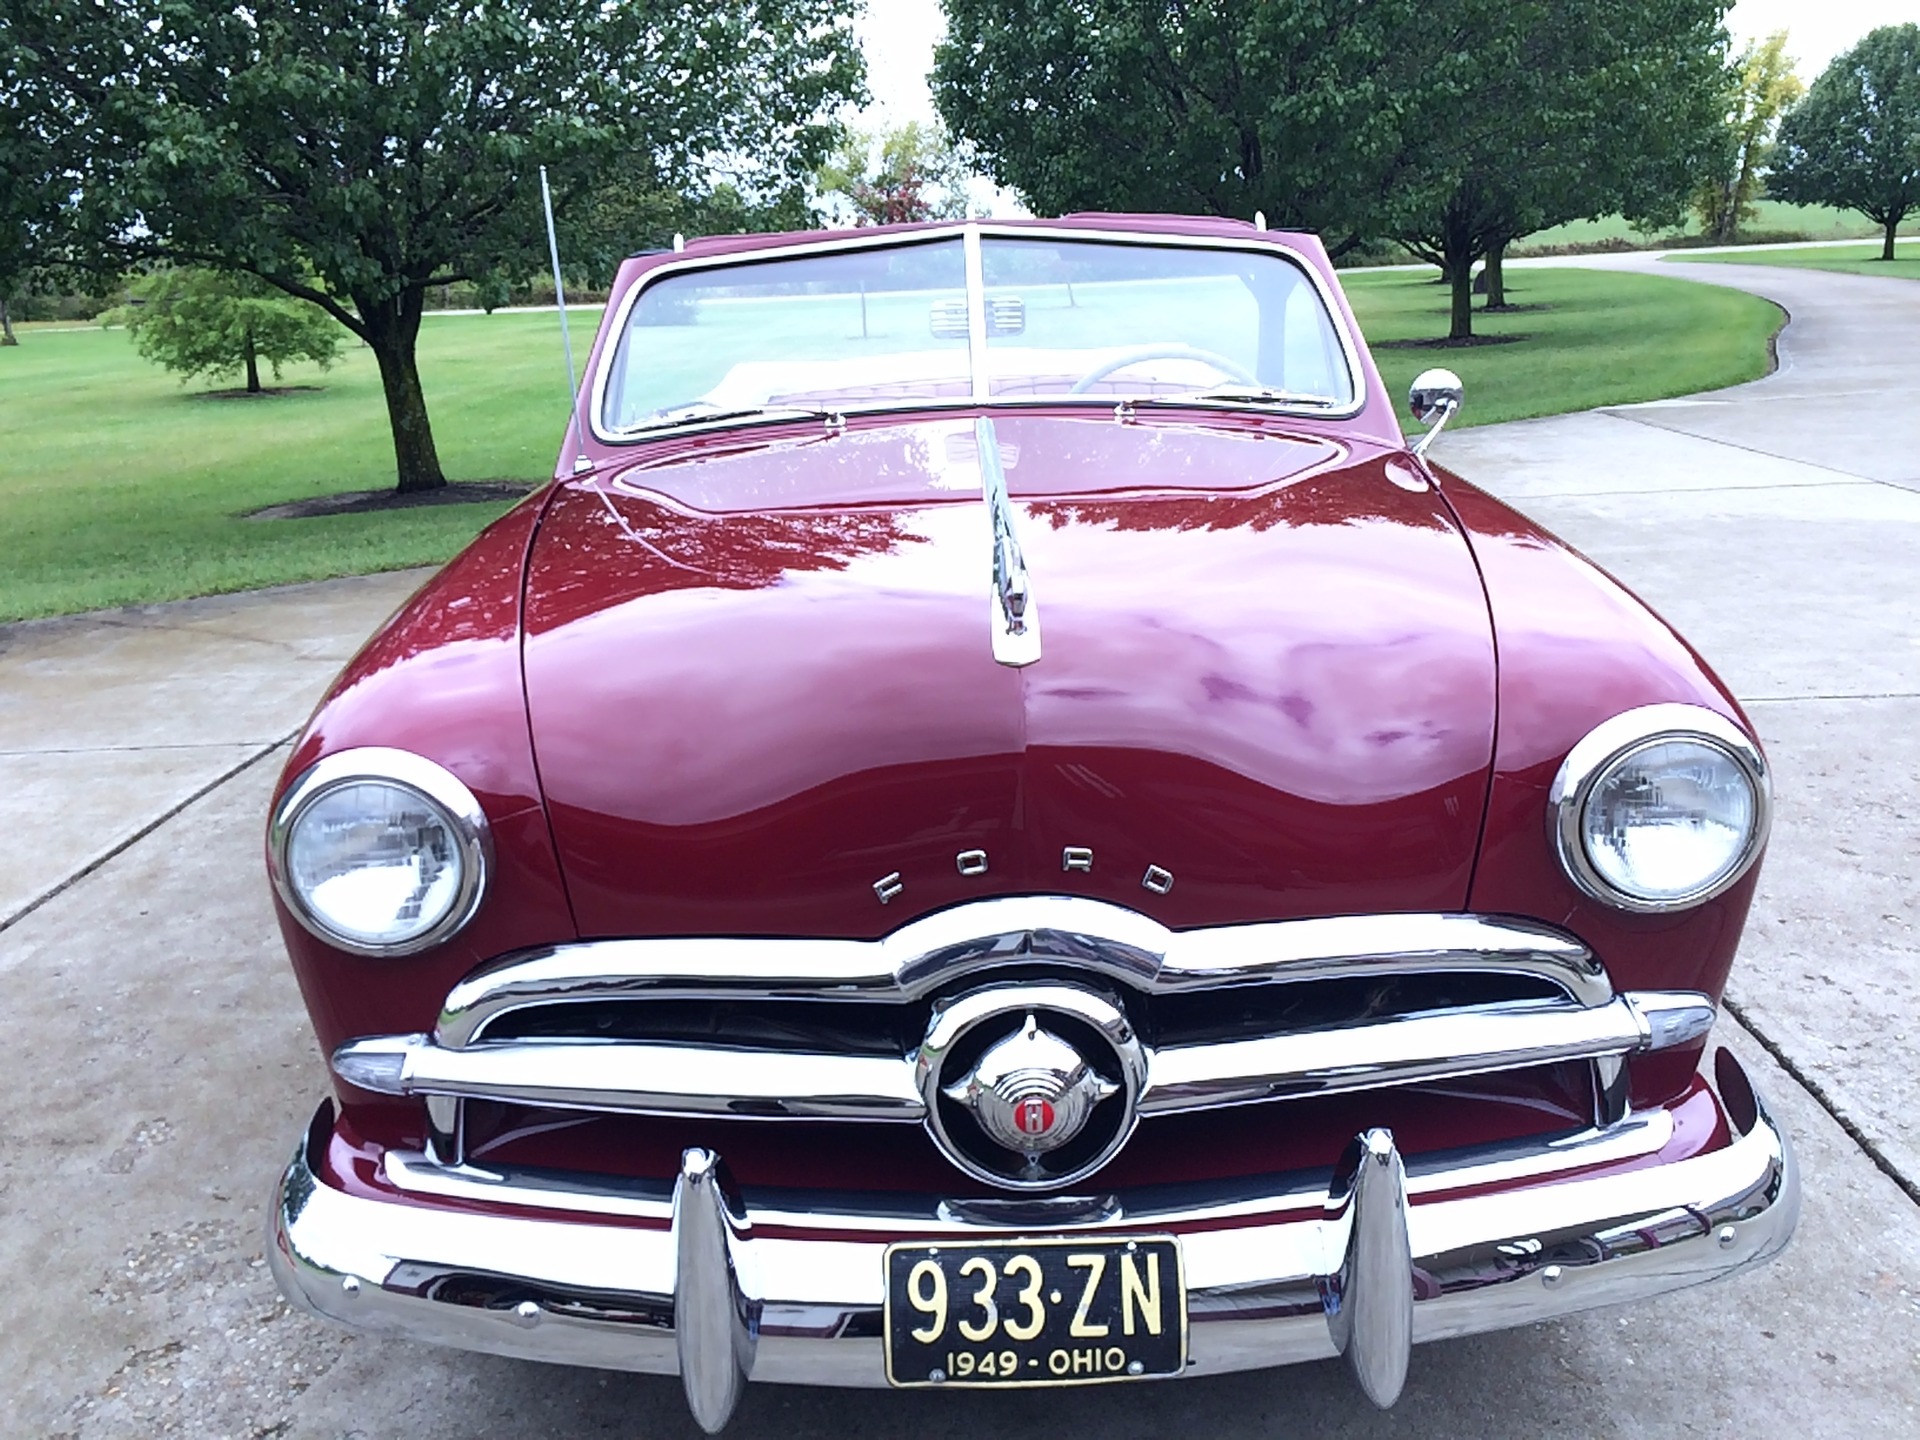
[587,222,1367,445]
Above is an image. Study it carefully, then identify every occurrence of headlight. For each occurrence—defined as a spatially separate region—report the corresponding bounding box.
[269,748,491,955]
[1550,705,1769,913]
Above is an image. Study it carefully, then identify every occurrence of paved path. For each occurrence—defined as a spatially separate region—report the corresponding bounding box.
[0,574,433,932]
[3,258,1919,1437]
[1452,251,1920,1194]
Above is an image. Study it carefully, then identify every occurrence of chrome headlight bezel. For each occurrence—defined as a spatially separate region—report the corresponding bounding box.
[268,747,492,957]
[1549,704,1770,914]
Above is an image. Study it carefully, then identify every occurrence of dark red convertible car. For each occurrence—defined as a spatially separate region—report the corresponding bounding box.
[266,215,1796,1428]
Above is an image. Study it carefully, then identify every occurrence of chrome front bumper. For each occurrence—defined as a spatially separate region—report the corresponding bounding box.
[270,1049,1797,1431]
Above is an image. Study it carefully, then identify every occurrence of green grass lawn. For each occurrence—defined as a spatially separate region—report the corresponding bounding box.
[0,267,1782,622]
[1517,200,1916,250]
[1666,238,1920,281]
[1340,266,1782,431]
[0,312,580,622]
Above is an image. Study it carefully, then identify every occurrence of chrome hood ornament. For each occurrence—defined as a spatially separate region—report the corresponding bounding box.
[942,1012,1118,1160]
[977,417,1041,667]
[917,982,1144,1190]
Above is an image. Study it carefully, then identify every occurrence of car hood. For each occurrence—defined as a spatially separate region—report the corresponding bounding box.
[522,414,1497,939]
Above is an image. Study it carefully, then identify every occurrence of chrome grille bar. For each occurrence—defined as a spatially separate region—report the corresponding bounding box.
[1136,998,1665,1114]
[336,991,1713,1125]
[436,903,1608,1048]
[408,1040,921,1121]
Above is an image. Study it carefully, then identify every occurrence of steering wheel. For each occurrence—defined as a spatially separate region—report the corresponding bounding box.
[1068,344,1260,394]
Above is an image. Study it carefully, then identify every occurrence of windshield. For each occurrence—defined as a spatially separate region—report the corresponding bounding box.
[598,232,1355,435]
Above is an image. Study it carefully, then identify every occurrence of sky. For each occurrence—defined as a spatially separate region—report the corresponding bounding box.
[1723,0,1917,73]
[853,0,1920,130]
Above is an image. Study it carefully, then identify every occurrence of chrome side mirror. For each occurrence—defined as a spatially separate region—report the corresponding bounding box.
[1408,369,1462,457]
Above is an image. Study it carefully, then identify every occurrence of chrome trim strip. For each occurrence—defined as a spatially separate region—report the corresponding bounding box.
[379,1104,1679,1229]
[434,903,1607,1048]
[1326,1130,1413,1408]
[585,222,1368,446]
[1135,997,1661,1115]
[340,989,1711,1130]
[1154,911,1608,1006]
[1549,704,1771,915]
[268,747,493,959]
[387,1151,675,1222]
[270,1052,1797,1399]
[390,1039,924,1122]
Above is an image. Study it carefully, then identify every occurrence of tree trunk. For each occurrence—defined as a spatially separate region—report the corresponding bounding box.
[1483,243,1507,310]
[0,296,16,345]
[243,333,261,393]
[1441,212,1475,342]
[1884,217,1900,262]
[1449,265,1474,341]
[359,290,447,494]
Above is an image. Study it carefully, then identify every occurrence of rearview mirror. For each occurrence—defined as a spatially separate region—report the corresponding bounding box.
[1407,369,1462,457]
[930,296,1027,339]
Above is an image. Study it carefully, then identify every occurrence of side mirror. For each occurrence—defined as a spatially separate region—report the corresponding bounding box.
[1407,368,1462,457]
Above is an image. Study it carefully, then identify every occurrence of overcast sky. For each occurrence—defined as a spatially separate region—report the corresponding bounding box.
[853,1,1920,129]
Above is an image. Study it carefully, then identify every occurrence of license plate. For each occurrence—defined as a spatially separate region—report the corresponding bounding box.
[883,1235,1186,1388]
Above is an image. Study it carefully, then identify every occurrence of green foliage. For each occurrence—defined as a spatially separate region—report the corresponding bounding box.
[933,1,1730,339]
[818,121,977,226]
[1694,32,1805,243]
[934,1,1417,248]
[8,0,865,489]
[105,269,342,391]
[1771,24,1920,260]
[557,172,821,292]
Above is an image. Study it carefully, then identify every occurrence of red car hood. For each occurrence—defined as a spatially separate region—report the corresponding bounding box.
[522,414,1497,939]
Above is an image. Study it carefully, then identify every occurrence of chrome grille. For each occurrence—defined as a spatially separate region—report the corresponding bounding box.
[328,900,1715,1178]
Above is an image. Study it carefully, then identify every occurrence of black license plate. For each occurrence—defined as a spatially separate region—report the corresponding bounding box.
[883,1235,1186,1388]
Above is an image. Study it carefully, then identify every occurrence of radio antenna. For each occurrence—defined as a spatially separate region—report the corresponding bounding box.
[539,165,594,473]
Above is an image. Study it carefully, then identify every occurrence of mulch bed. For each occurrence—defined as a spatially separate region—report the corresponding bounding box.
[1375,334,1530,349]
[244,480,538,520]
[191,385,325,400]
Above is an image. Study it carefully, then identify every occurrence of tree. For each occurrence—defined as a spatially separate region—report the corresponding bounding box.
[932,1,1727,342]
[0,101,43,344]
[0,16,67,345]
[933,1,1427,256]
[10,1,863,493]
[1389,0,1730,339]
[105,269,343,393]
[818,121,978,226]
[1695,32,1804,243]
[1771,24,1920,261]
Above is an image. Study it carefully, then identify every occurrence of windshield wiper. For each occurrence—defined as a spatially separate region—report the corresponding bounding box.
[624,400,841,432]
[1148,386,1343,409]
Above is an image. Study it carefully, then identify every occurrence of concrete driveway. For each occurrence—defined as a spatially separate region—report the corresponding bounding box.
[2,256,1917,1438]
